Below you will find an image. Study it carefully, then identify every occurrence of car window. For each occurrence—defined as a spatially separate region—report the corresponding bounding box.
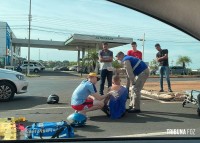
[1,0,200,142]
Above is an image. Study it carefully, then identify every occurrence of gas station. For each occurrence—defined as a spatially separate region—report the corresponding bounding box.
[12,33,133,71]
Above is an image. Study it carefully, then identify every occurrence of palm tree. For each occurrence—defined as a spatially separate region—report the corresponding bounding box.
[83,51,99,72]
[176,56,192,68]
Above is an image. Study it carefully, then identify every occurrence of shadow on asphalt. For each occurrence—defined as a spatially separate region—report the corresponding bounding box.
[0,96,47,111]
[73,125,105,133]
[89,112,184,123]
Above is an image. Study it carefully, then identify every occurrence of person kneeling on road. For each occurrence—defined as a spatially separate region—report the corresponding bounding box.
[71,72,110,116]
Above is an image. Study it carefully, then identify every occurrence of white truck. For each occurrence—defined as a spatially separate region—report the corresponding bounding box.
[19,64,41,73]
[22,61,45,71]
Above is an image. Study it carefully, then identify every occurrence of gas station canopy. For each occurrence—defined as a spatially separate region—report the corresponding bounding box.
[12,34,133,51]
[64,34,133,50]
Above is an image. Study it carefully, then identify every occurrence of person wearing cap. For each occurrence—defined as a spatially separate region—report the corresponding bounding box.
[98,42,113,95]
[155,43,172,92]
[126,41,143,97]
[71,72,110,115]
[115,51,149,113]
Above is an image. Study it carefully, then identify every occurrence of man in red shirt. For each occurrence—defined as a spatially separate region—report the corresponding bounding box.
[126,42,143,98]
[127,42,142,60]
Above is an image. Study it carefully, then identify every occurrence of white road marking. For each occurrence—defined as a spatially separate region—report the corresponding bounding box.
[111,131,167,137]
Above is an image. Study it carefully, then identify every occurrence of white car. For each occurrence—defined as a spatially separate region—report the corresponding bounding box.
[0,68,29,101]
[69,65,78,71]
[19,64,41,73]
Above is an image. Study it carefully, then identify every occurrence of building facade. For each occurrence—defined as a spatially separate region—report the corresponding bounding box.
[0,21,21,67]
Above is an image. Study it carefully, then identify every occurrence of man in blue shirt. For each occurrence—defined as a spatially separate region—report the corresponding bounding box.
[115,51,149,113]
[71,72,110,115]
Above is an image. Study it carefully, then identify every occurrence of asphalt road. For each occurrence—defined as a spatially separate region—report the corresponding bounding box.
[0,71,200,140]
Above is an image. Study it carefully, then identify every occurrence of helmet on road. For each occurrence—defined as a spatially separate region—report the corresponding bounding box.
[67,113,87,127]
[47,94,59,104]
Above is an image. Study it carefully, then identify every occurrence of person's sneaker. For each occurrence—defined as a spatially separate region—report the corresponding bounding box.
[168,89,173,92]
[126,106,132,111]
[159,89,164,92]
[128,108,141,113]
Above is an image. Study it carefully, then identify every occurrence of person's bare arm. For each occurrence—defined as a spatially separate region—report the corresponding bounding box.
[91,92,109,101]
[99,56,113,62]
[157,54,168,62]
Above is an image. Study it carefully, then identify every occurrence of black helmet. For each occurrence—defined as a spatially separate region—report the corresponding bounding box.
[47,94,59,104]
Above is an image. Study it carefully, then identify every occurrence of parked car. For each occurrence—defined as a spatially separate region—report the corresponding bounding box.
[53,66,60,71]
[23,60,45,71]
[170,66,188,75]
[18,64,41,73]
[150,69,157,75]
[58,66,69,71]
[0,68,28,101]
[53,66,69,71]
[69,65,78,71]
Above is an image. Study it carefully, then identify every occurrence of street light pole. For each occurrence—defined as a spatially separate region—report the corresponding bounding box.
[137,33,145,61]
[27,0,32,75]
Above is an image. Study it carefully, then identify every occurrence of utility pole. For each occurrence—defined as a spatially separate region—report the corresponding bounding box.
[39,49,40,61]
[137,33,145,61]
[27,0,32,75]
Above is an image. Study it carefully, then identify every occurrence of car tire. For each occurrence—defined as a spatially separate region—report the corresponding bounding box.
[0,82,15,102]
[34,69,39,73]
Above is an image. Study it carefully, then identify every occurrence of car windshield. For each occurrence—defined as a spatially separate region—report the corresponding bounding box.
[0,0,200,142]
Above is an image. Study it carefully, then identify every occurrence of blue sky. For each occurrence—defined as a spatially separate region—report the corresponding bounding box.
[0,0,199,69]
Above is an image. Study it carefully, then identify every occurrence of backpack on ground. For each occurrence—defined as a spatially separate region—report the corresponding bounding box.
[24,121,74,139]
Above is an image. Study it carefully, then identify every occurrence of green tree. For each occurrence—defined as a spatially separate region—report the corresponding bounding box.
[83,51,98,71]
[149,59,159,70]
[176,56,192,68]
[112,60,122,69]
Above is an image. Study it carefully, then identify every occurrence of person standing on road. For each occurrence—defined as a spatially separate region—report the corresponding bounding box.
[155,43,173,92]
[71,72,110,116]
[126,42,143,96]
[98,42,113,95]
[115,51,149,113]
